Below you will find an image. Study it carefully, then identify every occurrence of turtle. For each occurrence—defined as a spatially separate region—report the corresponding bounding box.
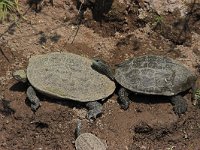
[91,55,197,115]
[12,52,116,120]
[75,120,107,150]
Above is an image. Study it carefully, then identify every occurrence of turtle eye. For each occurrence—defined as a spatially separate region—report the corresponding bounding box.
[94,59,99,62]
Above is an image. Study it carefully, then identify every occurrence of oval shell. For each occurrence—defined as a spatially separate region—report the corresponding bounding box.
[115,55,196,96]
[27,52,115,102]
[75,133,107,150]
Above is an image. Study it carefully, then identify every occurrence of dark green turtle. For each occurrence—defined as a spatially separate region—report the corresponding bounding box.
[92,55,197,115]
[13,52,116,120]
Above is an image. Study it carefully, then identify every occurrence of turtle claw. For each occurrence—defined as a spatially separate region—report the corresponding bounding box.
[171,95,187,116]
[87,109,102,120]
[31,103,41,112]
[86,101,103,120]
[120,101,130,110]
[173,103,187,116]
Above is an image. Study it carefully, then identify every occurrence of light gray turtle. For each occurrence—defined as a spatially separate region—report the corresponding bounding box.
[92,55,197,115]
[12,52,116,119]
[75,120,107,150]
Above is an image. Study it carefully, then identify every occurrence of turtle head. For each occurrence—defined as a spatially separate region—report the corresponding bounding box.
[91,58,114,80]
[12,69,27,83]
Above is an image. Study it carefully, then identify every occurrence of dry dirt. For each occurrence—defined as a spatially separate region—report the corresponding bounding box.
[0,0,200,149]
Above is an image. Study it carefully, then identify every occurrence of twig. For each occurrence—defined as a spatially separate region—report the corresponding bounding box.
[68,0,85,44]
[0,46,10,62]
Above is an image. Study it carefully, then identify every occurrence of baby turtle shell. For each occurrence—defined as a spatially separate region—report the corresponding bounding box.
[27,52,115,102]
[75,133,107,150]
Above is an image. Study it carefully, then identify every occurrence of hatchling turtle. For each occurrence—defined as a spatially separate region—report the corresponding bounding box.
[75,120,107,150]
[92,55,197,115]
[12,52,116,119]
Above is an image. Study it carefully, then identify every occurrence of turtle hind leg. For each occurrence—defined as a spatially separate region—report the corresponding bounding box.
[118,87,131,110]
[86,101,103,120]
[171,95,187,116]
[27,86,41,112]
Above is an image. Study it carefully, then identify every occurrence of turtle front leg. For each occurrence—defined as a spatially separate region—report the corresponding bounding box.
[86,101,103,120]
[27,86,41,112]
[118,87,131,110]
[171,95,187,116]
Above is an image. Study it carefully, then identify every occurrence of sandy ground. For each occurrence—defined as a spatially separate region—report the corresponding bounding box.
[0,0,200,149]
